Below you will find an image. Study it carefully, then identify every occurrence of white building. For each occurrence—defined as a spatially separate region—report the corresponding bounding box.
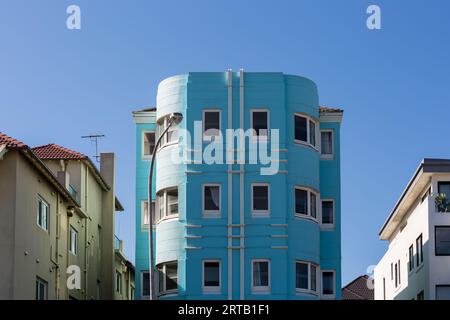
[374,159,450,300]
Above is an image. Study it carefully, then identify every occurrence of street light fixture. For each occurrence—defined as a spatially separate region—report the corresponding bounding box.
[147,112,183,300]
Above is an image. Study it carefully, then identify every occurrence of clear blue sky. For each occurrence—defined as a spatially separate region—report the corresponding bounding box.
[1,0,449,286]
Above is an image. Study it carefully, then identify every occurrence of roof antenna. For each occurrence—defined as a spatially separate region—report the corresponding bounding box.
[81,134,105,162]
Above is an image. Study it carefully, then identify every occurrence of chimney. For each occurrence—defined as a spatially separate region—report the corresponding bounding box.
[100,153,115,188]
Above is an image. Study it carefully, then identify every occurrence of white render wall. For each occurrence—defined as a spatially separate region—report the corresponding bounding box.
[375,173,450,300]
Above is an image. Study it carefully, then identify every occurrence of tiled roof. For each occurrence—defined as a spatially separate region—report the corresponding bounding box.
[32,144,87,160]
[0,132,27,148]
[320,106,343,113]
[342,275,374,300]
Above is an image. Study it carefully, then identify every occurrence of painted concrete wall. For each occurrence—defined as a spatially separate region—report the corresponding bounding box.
[134,72,342,300]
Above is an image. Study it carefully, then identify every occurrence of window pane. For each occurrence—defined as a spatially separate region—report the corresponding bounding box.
[204,112,220,136]
[157,193,165,220]
[143,201,156,225]
[143,132,155,155]
[322,272,334,295]
[142,272,150,297]
[321,131,333,155]
[322,201,334,224]
[438,182,450,198]
[310,193,317,218]
[296,263,309,289]
[436,227,450,255]
[253,261,269,287]
[310,265,317,292]
[204,262,220,287]
[204,186,220,211]
[436,286,450,300]
[409,245,414,271]
[309,120,316,146]
[253,186,269,211]
[295,189,308,215]
[252,111,268,137]
[167,189,178,216]
[165,263,178,291]
[295,115,307,142]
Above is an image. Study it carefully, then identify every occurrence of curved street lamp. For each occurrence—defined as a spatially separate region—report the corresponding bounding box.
[147,112,183,300]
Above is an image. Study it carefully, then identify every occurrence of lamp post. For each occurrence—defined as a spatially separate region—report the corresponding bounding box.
[147,112,183,300]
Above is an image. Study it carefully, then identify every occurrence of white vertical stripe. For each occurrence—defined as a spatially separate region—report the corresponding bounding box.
[239,69,245,300]
[227,69,233,300]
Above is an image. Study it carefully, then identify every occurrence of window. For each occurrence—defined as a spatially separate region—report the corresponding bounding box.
[251,110,269,138]
[294,114,317,148]
[37,197,49,231]
[383,278,386,300]
[409,245,414,272]
[157,261,178,295]
[436,285,450,300]
[203,185,221,216]
[70,226,78,255]
[116,270,122,294]
[435,226,450,256]
[321,200,334,225]
[36,277,48,300]
[390,263,393,281]
[203,261,221,293]
[320,130,333,158]
[252,184,270,216]
[398,260,401,285]
[252,260,270,293]
[295,187,319,220]
[203,110,221,139]
[437,182,450,212]
[142,271,150,298]
[143,132,155,157]
[322,271,335,297]
[156,188,178,222]
[417,290,425,300]
[142,200,156,227]
[295,261,318,293]
[416,234,423,266]
[157,116,179,147]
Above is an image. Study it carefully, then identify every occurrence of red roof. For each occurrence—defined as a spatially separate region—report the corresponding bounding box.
[32,144,87,160]
[342,275,374,300]
[0,132,27,148]
[320,106,344,113]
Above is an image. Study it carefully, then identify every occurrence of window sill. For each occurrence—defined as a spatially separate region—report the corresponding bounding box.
[251,288,271,294]
[202,212,221,219]
[294,214,319,224]
[320,224,336,231]
[294,140,319,152]
[321,294,336,300]
[251,212,271,218]
[202,288,221,295]
[320,154,334,160]
[158,290,178,298]
[295,289,319,296]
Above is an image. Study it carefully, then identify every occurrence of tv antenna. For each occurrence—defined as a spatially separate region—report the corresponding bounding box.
[81,134,105,162]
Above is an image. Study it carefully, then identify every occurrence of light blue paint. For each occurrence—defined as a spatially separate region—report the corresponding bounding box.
[134,72,342,300]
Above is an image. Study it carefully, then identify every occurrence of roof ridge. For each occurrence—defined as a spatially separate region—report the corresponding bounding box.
[32,143,87,160]
[0,132,27,148]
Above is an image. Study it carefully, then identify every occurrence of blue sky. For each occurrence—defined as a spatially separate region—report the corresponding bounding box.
[1,0,449,286]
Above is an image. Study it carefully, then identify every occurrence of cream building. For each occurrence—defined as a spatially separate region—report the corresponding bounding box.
[0,132,133,300]
[114,235,135,300]
[374,159,450,300]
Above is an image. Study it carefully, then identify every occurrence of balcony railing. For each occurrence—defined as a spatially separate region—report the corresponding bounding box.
[114,235,123,252]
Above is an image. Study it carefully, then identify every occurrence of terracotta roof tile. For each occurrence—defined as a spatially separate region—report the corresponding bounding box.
[342,275,374,300]
[320,106,344,113]
[32,144,87,160]
[0,132,27,148]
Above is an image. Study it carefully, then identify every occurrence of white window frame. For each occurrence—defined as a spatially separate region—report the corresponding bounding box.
[251,259,271,294]
[321,270,336,299]
[141,200,156,229]
[295,260,319,295]
[202,260,221,294]
[320,129,334,159]
[251,183,270,217]
[142,131,156,160]
[202,109,222,141]
[202,184,221,218]
[320,199,335,229]
[70,226,78,255]
[294,186,319,222]
[157,116,179,148]
[250,109,270,141]
[37,196,49,232]
[116,270,122,294]
[294,113,319,150]
[156,188,179,223]
[157,261,178,296]
[36,277,48,300]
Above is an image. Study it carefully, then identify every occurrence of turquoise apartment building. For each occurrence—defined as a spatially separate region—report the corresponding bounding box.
[133,71,343,300]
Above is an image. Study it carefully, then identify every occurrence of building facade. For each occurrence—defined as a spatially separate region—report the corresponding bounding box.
[374,159,450,300]
[134,71,343,300]
[114,235,135,300]
[0,133,131,300]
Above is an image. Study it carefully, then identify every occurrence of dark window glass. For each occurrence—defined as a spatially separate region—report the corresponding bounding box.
[322,272,335,295]
[309,120,316,146]
[204,186,220,211]
[417,291,425,300]
[143,132,155,155]
[295,189,308,215]
[409,245,414,271]
[310,265,317,292]
[165,263,178,291]
[142,272,150,297]
[438,182,450,197]
[295,115,307,142]
[253,186,269,211]
[416,235,423,265]
[436,227,450,255]
[321,131,333,155]
[310,192,317,218]
[204,262,220,287]
[253,261,269,287]
[296,262,309,290]
[322,201,334,224]
[436,286,450,300]
[204,111,220,135]
[252,111,268,137]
